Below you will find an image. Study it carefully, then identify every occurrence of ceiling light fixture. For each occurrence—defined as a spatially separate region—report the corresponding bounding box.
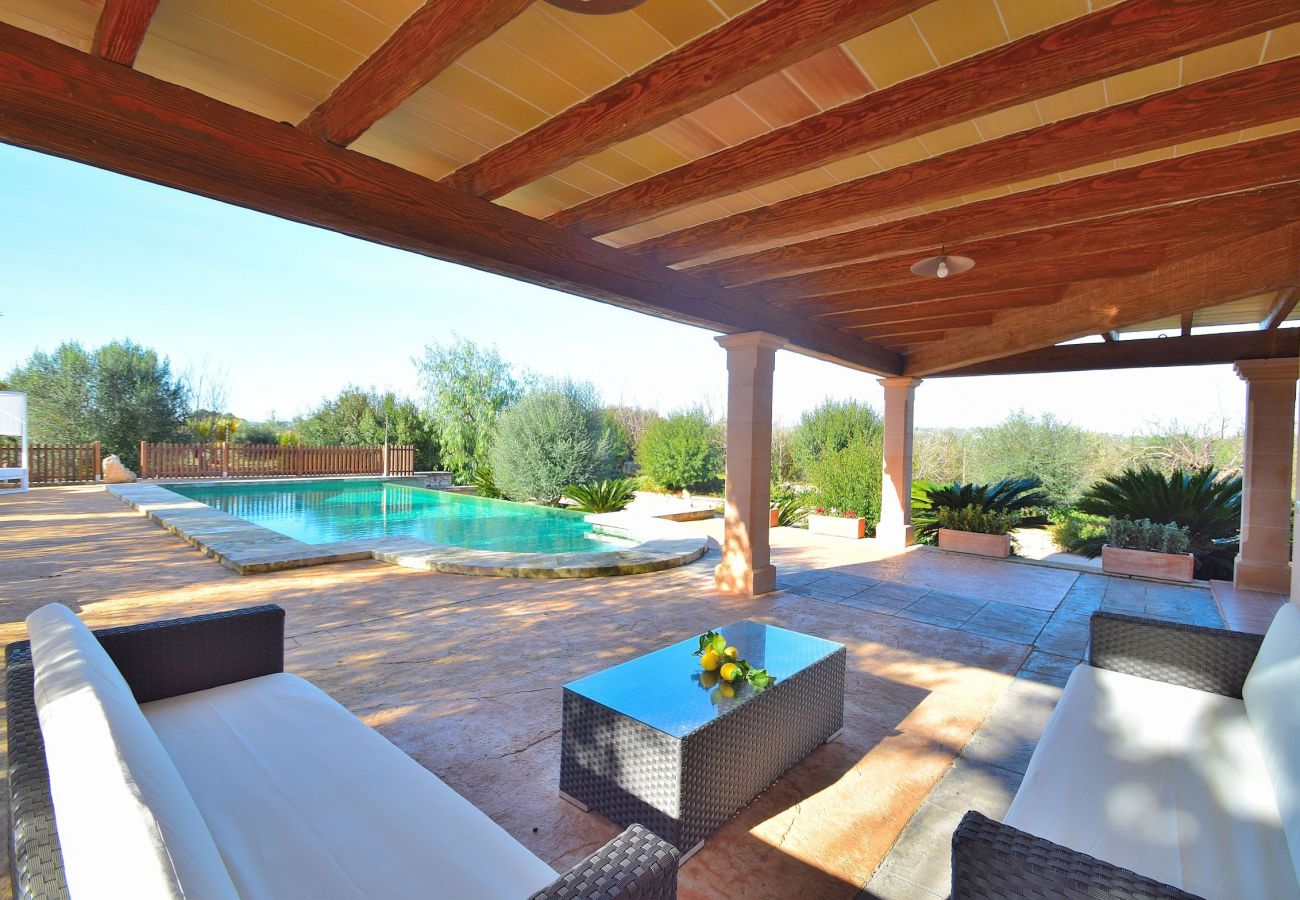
[544,0,649,12]
[911,248,975,279]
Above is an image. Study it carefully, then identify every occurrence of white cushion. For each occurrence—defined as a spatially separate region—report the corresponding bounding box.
[26,603,240,900]
[1005,663,1298,900]
[1244,602,1300,888]
[142,672,559,900]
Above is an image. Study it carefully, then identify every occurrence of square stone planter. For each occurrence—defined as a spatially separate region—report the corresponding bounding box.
[1101,545,1195,583]
[808,514,866,539]
[770,507,780,528]
[938,528,1011,559]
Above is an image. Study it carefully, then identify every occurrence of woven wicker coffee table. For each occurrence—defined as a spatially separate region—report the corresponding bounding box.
[559,620,846,860]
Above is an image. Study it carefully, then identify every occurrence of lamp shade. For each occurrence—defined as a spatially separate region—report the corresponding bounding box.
[910,254,975,279]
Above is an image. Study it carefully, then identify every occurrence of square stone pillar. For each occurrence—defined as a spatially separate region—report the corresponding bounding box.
[1292,355,1300,609]
[1234,358,1297,594]
[715,332,786,596]
[877,377,921,549]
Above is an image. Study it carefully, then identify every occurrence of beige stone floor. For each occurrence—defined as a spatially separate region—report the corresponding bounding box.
[0,486,1051,898]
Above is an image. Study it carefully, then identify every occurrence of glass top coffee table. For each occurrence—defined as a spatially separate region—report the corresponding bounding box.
[559,620,845,859]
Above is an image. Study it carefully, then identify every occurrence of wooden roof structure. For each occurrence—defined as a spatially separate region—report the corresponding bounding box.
[2,0,1298,377]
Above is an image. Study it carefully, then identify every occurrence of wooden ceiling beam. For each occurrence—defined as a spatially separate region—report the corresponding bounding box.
[1180,311,1194,337]
[693,130,1300,285]
[443,0,929,199]
[636,59,1300,267]
[878,330,947,347]
[91,0,159,66]
[809,285,1066,319]
[747,186,1300,304]
[1101,331,1118,342]
[846,312,995,338]
[1261,286,1298,329]
[298,0,533,146]
[905,225,1300,375]
[549,0,1300,238]
[0,23,900,376]
[930,330,1300,377]
[823,290,1061,327]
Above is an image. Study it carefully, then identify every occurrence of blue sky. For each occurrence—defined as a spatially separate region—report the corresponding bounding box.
[0,143,1248,435]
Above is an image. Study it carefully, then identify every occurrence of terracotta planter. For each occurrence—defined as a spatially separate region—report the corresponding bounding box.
[938,528,1011,559]
[1102,545,1195,583]
[769,507,780,528]
[808,514,866,539]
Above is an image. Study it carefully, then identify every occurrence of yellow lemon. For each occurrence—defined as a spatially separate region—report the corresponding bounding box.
[719,662,740,683]
[700,650,721,671]
[699,671,719,688]
[723,646,739,661]
[719,682,736,699]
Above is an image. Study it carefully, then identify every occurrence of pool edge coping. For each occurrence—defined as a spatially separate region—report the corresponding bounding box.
[105,481,708,578]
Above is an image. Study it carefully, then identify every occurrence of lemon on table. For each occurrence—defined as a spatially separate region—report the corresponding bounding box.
[700,649,722,671]
[723,646,739,661]
[719,682,736,699]
[719,662,740,683]
[700,671,719,688]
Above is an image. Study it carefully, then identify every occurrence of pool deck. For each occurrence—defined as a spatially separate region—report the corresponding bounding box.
[106,481,708,578]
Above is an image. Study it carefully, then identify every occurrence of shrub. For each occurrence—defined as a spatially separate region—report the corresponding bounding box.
[636,408,723,493]
[912,477,1048,543]
[792,399,883,532]
[1106,517,1191,555]
[564,478,637,513]
[771,484,813,527]
[1049,509,1107,553]
[490,380,616,505]
[936,504,1016,535]
[1075,466,1241,579]
[470,461,502,499]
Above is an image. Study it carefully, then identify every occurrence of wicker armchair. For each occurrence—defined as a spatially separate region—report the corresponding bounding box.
[7,606,679,900]
[950,611,1265,900]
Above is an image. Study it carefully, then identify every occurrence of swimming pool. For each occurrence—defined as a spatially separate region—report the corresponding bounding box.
[167,479,608,554]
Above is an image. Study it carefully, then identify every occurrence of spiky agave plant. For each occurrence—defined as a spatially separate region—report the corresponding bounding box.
[912,477,1050,543]
[563,478,638,513]
[1074,466,1241,579]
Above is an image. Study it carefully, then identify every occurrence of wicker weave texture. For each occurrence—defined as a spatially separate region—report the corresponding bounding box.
[1089,612,1262,698]
[951,811,1202,899]
[560,647,845,850]
[528,824,679,900]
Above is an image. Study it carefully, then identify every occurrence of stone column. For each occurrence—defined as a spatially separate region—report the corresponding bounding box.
[715,332,786,596]
[877,376,921,549]
[1234,358,1297,594]
[1292,355,1300,608]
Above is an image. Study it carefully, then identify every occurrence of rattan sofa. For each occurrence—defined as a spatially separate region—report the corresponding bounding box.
[951,608,1300,900]
[7,603,680,900]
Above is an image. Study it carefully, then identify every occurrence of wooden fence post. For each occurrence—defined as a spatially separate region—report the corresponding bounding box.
[296,444,304,476]
[382,443,389,477]
[140,441,148,479]
[93,442,101,482]
[221,441,229,479]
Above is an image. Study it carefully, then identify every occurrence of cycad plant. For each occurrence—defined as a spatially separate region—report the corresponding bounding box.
[912,477,1049,543]
[1074,466,1241,579]
[563,478,637,513]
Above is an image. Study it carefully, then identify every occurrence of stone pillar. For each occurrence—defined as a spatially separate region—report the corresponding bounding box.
[715,332,786,596]
[1292,355,1300,608]
[1234,358,1297,594]
[877,377,921,549]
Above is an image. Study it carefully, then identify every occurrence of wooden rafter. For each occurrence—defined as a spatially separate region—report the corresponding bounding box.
[298,0,533,146]
[637,60,1300,268]
[91,0,159,66]
[1181,312,1195,337]
[1101,331,1119,342]
[692,130,1300,286]
[442,0,929,199]
[847,312,996,339]
[906,225,1300,375]
[931,331,1300,377]
[746,186,1300,304]
[825,290,1062,328]
[548,0,1300,237]
[1261,286,1299,329]
[0,23,901,376]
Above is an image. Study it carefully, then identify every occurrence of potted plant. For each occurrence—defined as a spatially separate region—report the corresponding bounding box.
[912,477,1049,545]
[1100,517,1195,582]
[807,507,866,539]
[936,504,1016,558]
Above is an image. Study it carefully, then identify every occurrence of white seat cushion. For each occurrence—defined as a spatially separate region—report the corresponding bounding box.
[142,672,559,900]
[26,603,240,900]
[1244,602,1300,888]
[1004,664,1298,900]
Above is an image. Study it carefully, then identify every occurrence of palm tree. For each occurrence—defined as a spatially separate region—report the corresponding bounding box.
[912,477,1049,542]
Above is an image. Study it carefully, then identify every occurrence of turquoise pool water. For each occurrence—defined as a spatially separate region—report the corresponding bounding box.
[167,479,605,554]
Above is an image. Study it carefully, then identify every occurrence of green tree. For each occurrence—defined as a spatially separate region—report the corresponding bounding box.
[636,408,723,493]
[964,410,1104,508]
[490,380,616,504]
[6,340,187,469]
[414,336,521,481]
[792,399,883,526]
[295,386,437,470]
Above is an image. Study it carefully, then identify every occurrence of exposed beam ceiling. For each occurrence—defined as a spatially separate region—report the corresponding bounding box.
[692,130,1300,286]
[825,290,1062,329]
[0,23,901,376]
[442,0,929,199]
[635,59,1300,267]
[931,330,1300,377]
[91,0,159,66]
[298,0,533,147]
[548,0,1300,237]
[1262,287,1299,329]
[906,225,1300,375]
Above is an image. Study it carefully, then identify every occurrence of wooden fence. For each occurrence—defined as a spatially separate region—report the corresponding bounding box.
[0,443,100,484]
[139,443,416,480]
